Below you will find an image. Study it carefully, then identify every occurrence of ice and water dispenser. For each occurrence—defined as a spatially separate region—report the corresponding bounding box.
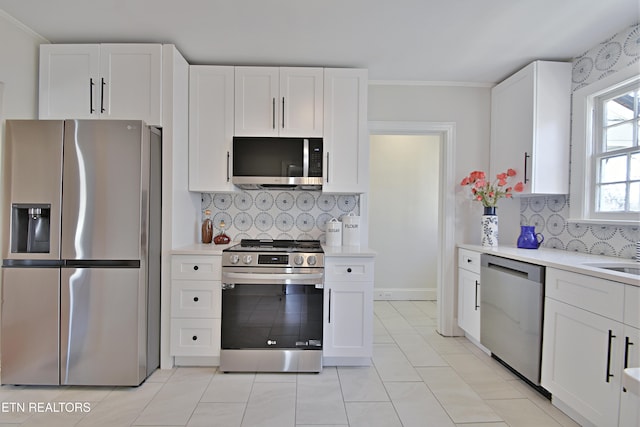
[11,204,51,253]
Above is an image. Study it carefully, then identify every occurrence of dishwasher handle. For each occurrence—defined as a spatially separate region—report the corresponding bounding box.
[480,254,544,283]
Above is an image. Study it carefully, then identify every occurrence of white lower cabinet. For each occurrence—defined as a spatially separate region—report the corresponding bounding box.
[620,325,640,427]
[541,267,639,427]
[457,249,481,342]
[323,256,374,364]
[170,255,222,358]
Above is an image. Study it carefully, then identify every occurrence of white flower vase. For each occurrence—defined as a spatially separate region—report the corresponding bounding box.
[481,207,498,247]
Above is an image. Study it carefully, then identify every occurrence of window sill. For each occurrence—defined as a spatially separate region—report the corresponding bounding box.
[567,218,640,227]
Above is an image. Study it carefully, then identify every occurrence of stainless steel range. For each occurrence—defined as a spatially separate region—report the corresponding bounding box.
[220,239,324,373]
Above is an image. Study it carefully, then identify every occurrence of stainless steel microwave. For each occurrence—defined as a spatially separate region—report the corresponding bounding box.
[232,137,323,190]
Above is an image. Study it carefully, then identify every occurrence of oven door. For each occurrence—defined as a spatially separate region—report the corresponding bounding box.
[220,269,324,372]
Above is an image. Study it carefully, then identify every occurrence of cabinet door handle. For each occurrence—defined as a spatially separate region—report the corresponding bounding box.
[272,97,276,129]
[523,152,530,184]
[89,78,95,113]
[193,265,199,271]
[328,289,332,323]
[100,78,106,113]
[347,268,352,273]
[474,280,480,310]
[326,152,330,183]
[193,296,199,302]
[226,151,230,182]
[606,329,616,383]
[282,97,285,128]
[623,336,634,392]
[192,335,198,341]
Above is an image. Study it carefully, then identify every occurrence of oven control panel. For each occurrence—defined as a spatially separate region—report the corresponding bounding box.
[223,252,324,268]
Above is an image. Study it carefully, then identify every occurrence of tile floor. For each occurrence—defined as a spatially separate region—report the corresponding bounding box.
[0,301,581,427]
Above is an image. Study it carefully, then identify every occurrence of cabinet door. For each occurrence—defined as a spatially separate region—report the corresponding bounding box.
[39,44,100,119]
[490,61,570,195]
[619,325,640,427]
[542,298,623,427]
[189,66,235,192]
[490,64,534,193]
[457,268,480,342]
[323,281,373,359]
[279,67,323,137]
[100,44,162,125]
[322,68,368,193]
[234,67,279,136]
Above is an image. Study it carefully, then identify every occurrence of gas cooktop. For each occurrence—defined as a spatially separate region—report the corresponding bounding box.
[226,239,323,253]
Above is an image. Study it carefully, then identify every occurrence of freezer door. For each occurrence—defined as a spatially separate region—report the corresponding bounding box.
[2,120,63,260]
[60,267,147,386]
[1,268,60,385]
[61,120,148,260]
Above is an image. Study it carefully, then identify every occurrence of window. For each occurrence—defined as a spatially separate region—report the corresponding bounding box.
[569,64,640,224]
[592,83,640,216]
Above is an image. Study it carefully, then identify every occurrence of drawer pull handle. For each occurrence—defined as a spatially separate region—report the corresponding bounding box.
[193,265,199,271]
[193,297,199,302]
[192,335,198,341]
[347,268,352,273]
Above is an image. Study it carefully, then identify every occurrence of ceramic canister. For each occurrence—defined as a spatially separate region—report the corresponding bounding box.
[342,212,360,246]
[325,218,342,246]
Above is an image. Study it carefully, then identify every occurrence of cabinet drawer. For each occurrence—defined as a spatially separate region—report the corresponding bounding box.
[171,255,221,280]
[325,258,374,282]
[458,249,481,274]
[171,280,221,318]
[170,318,221,357]
[625,285,640,329]
[546,268,625,322]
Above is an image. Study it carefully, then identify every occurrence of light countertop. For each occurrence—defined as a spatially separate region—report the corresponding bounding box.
[171,242,376,258]
[458,244,639,286]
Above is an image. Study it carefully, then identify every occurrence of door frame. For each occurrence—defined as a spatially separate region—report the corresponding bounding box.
[368,121,458,336]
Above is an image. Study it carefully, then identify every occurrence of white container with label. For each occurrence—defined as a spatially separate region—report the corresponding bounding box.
[342,212,360,246]
[325,218,342,246]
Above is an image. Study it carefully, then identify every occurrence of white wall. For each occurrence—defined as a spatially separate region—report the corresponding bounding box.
[0,11,47,120]
[369,134,440,299]
[368,83,493,247]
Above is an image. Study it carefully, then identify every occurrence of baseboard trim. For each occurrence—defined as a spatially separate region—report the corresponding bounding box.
[373,288,436,300]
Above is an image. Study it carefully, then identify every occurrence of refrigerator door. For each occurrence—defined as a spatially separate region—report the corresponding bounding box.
[60,267,146,386]
[2,120,63,260]
[61,120,148,261]
[1,268,60,385]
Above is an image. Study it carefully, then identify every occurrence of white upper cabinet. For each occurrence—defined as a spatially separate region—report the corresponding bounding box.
[234,66,323,137]
[188,66,235,192]
[322,68,368,193]
[39,44,162,126]
[490,61,571,195]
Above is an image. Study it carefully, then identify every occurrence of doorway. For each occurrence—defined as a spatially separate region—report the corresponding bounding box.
[368,121,457,336]
[369,134,440,300]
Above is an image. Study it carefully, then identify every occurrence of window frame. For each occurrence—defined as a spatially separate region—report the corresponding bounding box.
[569,63,640,225]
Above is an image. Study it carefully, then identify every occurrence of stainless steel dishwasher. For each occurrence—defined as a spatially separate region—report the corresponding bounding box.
[480,254,547,393]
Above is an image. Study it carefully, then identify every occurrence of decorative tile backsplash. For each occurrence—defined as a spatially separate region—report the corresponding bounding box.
[201,191,360,242]
[520,24,639,260]
[520,196,639,259]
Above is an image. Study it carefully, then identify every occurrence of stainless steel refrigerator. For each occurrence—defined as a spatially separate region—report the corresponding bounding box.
[1,119,161,386]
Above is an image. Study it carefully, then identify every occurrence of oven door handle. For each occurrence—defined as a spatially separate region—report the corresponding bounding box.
[222,272,324,285]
